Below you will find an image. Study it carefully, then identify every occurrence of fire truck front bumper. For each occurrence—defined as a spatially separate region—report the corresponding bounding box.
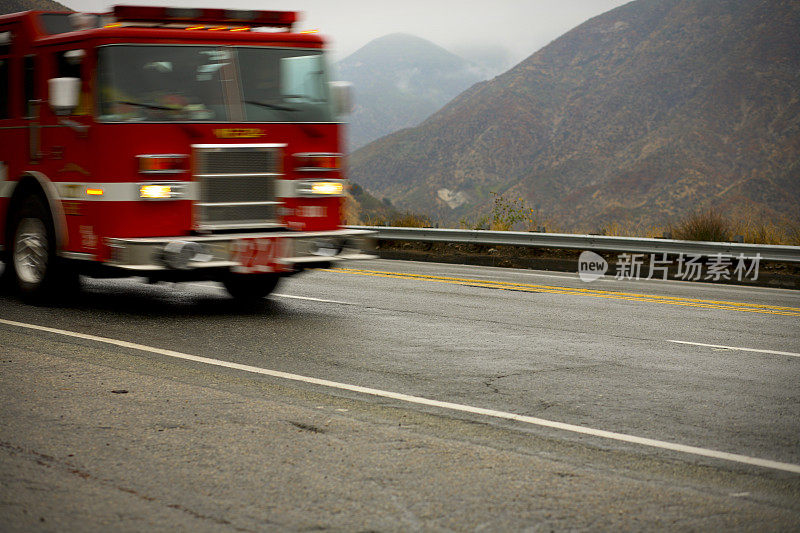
[105,229,376,273]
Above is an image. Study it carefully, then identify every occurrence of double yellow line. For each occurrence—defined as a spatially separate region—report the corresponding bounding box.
[326,268,800,317]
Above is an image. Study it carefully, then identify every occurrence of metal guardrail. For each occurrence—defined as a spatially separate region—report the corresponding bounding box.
[347,226,800,263]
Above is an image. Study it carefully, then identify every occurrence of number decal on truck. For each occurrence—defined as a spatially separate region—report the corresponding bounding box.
[230,237,293,274]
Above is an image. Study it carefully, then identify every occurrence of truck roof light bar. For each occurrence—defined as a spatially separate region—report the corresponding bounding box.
[112,5,297,29]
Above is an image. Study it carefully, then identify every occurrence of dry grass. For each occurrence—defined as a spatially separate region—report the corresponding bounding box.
[391,211,431,228]
[737,222,783,245]
[365,211,431,228]
[599,221,667,239]
[342,193,362,225]
[732,218,800,245]
[666,209,800,244]
[787,225,800,246]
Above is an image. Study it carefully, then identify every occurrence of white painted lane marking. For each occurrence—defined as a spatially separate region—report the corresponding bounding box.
[669,340,800,359]
[191,282,352,305]
[1,317,798,475]
[271,293,352,305]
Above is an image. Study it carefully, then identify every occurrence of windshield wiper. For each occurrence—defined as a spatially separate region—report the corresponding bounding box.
[244,99,298,112]
[114,100,180,111]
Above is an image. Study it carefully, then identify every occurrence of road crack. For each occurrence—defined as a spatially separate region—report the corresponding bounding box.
[287,420,327,434]
[482,372,528,395]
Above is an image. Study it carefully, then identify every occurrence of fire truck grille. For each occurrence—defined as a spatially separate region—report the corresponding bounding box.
[198,149,278,175]
[193,145,283,230]
[202,204,277,224]
[204,175,274,204]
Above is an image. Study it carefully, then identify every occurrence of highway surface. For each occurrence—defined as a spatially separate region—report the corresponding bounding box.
[1,258,799,530]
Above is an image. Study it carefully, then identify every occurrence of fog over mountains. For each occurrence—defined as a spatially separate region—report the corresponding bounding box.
[349,0,800,230]
[336,33,497,151]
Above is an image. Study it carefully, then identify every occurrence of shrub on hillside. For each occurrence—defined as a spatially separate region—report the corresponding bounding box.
[671,210,732,242]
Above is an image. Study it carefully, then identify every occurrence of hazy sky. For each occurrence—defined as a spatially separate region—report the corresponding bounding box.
[60,0,631,64]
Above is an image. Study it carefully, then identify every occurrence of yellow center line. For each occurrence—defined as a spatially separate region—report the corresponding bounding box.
[324,268,800,317]
[333,268,798,310]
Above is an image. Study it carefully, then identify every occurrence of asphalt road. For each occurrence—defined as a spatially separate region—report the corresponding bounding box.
[1,259,799,531]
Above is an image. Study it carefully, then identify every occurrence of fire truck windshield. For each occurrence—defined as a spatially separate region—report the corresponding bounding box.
[97,45,334,123]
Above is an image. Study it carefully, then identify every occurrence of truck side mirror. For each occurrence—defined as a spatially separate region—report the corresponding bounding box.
[329,81,353,117]
[48,77,81,116]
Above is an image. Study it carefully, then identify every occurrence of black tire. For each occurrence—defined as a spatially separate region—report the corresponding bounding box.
[222,273,281,302]
[8,195,77,302]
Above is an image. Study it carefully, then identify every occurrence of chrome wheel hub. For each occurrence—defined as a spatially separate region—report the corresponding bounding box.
[13,217,48,285]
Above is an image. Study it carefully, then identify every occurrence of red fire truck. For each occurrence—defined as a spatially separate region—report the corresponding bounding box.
[0,5,374,302]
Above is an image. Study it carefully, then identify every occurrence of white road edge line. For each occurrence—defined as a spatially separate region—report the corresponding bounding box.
[191,283,352,305]
[669,340,800,358]
[271,293,352,305]
[2,317,798,475]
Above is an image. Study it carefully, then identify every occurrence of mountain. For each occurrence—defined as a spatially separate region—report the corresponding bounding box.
[337,33,488,151]
[1,0,70,15]
[349,0,800,231]
[449,44,515,78]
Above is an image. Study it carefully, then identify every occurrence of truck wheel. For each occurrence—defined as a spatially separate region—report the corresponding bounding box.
[222,273,281,302]
[8,195,71,302]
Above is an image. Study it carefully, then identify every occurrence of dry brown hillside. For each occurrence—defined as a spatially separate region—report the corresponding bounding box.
[349,0,800,231]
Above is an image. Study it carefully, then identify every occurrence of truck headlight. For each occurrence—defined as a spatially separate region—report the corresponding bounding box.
[310,181,343,195]
[296,180,345,197]
[139,182,187,200]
